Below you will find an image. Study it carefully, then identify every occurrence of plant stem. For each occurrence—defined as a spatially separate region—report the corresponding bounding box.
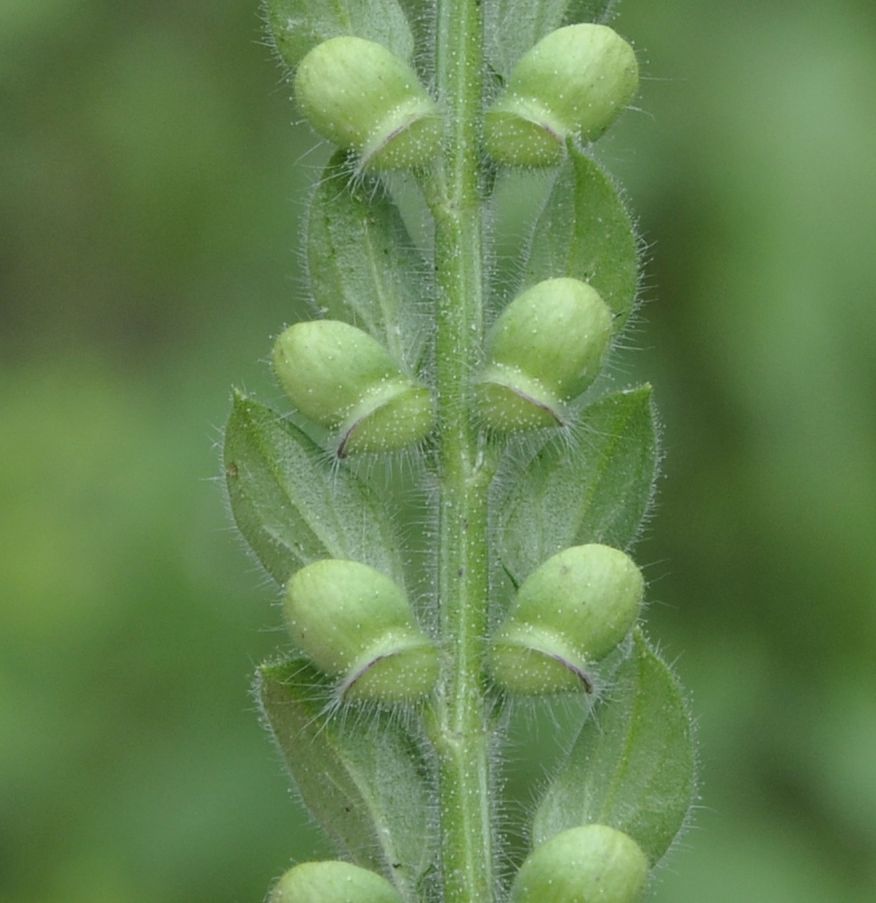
[424,1,494,901]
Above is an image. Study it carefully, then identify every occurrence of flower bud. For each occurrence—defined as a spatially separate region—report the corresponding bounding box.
[485,25,638,167]
[270,860,403,903]
[272,320,434,456]
[284,559,439,702]
[490,544,643,694]
[476,278,612,431]
[294,36,441,171]
[510,825,648,903]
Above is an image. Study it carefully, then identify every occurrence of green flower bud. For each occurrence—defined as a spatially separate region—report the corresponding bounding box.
[294,36,441,171]
[490,544,643,694]
[272,320,434,457]
[476,278,612,431]
[510,825,648,903]
[485,25,638,167]
[284,559,439,702]
[270,860,403,903]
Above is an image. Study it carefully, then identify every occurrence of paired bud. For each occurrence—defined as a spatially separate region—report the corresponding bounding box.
[510,825,648,903]
[485,25,638,167]
[284,559,439,702]
[476,278,612,431]
[490,544,643,694]
[273,320,434,456]
[270,860,402,903]
[294,36,441,171]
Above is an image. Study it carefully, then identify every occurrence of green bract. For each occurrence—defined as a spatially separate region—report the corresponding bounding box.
[485,24,638,166]
[497,388,658,585]
[294,36,441,171]
[524,147,639,327]
[272,320,434,456]
[258,659,436,895]
[284,559,439,702]
[476,277,612,430]
[533,630,695,866]
[270,860,403,903]
[510,825,648,903]
[489,544,643,694]
[307,151,428,370]
[484,1,619,81]
[223,391,405,585]
[264,0,415,72]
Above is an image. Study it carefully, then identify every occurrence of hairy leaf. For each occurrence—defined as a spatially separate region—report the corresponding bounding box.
[223,391,402,585]
[395,0,433,58]
[566,1,617,26]
[307,151,428,369]
[257,658,435,900]
[524,146,639,327]
[264,0,414,72]
[532,630,695,864]
[485,1,616,78]
[497,386,658,584]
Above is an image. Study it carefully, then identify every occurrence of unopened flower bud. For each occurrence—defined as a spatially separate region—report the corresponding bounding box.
[270,860,403,903]
[490,544,643,694]
[294,36,441,171]
[485,25,638,167]
[284,559,439,702]
[510,825,648,903]
[272,320,434,456]
[476,278,612,431]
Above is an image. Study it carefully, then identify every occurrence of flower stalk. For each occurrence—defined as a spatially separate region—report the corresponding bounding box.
[224,2,697,901]
[423,1,497,899]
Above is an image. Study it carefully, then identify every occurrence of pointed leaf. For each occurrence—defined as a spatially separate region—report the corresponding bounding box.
[257,658,435,900]
[223,391,402,585]
[532,630,695,865]
[264,0,414,72]
[497,386,658,584]
[307,151,428,369]
[524,146,639,327]
[485,1,617,78]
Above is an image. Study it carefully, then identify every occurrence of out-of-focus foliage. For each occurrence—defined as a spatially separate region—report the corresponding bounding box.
[1,1,874,901]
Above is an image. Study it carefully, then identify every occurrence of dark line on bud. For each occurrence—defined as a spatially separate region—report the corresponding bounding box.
[336,420,361,459]
[337,652,391,701]
[504,384,565,426]
[500,560,519,590]
[541,650,594,693]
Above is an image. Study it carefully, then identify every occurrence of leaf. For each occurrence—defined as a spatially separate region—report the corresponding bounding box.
[264,0,414,72]
[395,1,433,57]
[485,0,566,78]
[565,1,617,26]
[523,145,639,327]
[485,1,616,78]
[497,386,658,585]
[307,151,428,369]
[532,630,696,865]
[257,658,436,901]
[223,391,403,585]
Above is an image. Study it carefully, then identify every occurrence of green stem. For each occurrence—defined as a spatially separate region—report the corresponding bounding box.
[423,1,495,901]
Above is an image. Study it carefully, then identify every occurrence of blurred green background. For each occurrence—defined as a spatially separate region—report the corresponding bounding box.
[2,1,875,901]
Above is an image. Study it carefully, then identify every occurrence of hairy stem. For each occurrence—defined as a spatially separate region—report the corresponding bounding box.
[423,1,495,901]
